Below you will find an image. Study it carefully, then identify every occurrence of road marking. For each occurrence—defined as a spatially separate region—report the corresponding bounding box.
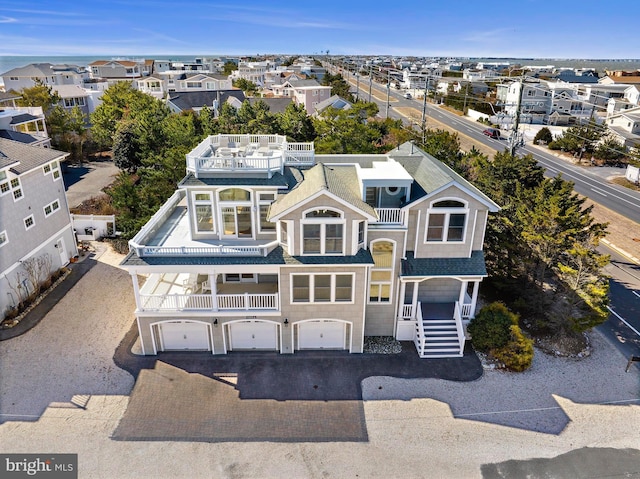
[607,306,640,337]
[633,291,640,300]
[546,167,558,174]
[590,187,608,197]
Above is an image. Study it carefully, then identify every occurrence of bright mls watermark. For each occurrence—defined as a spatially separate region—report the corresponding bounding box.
[1,454,77,478]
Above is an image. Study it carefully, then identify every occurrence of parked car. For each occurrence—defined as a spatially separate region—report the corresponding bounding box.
[483,128,500,139]
[404,92,412,99]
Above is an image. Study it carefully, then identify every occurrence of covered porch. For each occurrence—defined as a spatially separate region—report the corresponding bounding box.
[395,251,487,358]
[134,271,280,313]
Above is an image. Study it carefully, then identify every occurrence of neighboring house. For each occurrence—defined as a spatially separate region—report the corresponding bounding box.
[462,69,498,82]
[498,81,551,124]
[51,85,96,120]
[453,81,488,96]
[271,79,332,115]
[88,60,144,83]
[313,95,353,117]
[135,75,166,99]
[246,98,293,114]
[172,73,232,93]
[553,69,599,84]
[166,90,246,114]
[120,134,499,359]
[0,138,78,317]
[599,72,640,86]
[607,108,640,148]
[230,62,270,87]
[606,86,640,117]
[0,107,50,147]
[1,63,88,92]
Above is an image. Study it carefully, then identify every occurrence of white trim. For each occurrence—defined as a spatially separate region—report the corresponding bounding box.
[269,188,377,222]
[24,214,35,230]
[150,319,215,354]
[192,191,216,234]
[368,239,396,304]
[424,198,468,244]
[43,199,61,217]
[413,209,421,253]
[223,319,282,353]
[403,181,500,213]
[0,230,7,248]
[300,207,345,255]
[293,318,352,352]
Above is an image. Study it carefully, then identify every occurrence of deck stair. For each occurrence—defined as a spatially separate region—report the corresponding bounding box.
[414,302,465,358]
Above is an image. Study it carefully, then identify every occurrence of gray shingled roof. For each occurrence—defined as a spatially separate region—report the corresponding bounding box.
[0,138,67,173]
[179,171,291,188]
[167,90,246,112]
[248,97,293,114]
[9,113,40,125]
[0,130,41,144]
[1,62,83,77]
[268,163,376,219]
[401,251,487,277]
[288,79,322,88]
[120,246,373,267]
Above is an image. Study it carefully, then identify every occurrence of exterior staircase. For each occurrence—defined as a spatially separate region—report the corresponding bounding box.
[414,302,465,358]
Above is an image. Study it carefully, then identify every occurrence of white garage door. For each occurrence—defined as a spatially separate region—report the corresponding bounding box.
[229,321,278,350]
[160,321,210,351]
[298,320,346,350]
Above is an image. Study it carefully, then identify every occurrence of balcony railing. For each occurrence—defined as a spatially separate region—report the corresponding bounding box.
[138,241,278,257]
[373,208,406,225]
[139,292,279,312]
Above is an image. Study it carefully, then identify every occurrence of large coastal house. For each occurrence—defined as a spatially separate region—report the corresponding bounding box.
[0,139,78,317]
[121,134,499,358]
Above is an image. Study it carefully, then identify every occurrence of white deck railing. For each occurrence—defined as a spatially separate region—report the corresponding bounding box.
[461,302,473,319]
[139,292,278,311]
[139,241,277,257]
[401,304,414,319]
[373,208,406,225]
[453,301,466,355]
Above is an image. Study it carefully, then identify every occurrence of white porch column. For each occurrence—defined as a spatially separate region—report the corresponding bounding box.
[397,281,407,319]
[470,281,480,318]
[411,281,419,318]
[458,280,468,306]
[130,272,141,308]
[210,273,218,310]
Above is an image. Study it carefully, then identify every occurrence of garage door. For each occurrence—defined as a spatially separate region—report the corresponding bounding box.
[229,321,278,350]
[160,321,210,351]
[298,320,346,350]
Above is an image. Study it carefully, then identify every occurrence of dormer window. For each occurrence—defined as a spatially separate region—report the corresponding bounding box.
[425,200,467,243]
[302,208,344,255]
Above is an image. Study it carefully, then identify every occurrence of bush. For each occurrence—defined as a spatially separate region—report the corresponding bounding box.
[468,302,517,352]
[492,325,534,372]
[533,127,553,145]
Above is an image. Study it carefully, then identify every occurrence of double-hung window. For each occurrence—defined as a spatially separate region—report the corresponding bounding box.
[43,199,60,217]
[0,231,7,248]
[425,200,467,243]
[258,192,276,233]
[302,209,344,255]
[193,192,214,232]
[291,273,354,303]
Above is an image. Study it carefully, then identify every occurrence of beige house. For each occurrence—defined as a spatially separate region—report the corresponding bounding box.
[271,79,332,115]
[121,135,499,358]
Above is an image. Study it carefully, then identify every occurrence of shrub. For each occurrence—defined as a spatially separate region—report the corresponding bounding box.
[533,127,553,145]
[491,325,534,372]
[468,302,517,352]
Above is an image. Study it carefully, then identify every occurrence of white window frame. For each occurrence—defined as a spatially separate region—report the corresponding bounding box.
[368,239,395,304]
[300,207,345,255]
[258,192,276,234]
[0,230,8,248]
[290,273,355,304]
[43,199,60,217]
[11,178,23,202]
[223,273,258,283]
[24,215,35,230]
[424,198,468,243]
[192,191,215,233]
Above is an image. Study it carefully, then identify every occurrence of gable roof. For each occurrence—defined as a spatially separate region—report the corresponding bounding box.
[288,79,324,88]
[0,138,68,173]
[167,90,246,112]
[1,62,84,78]
[51,84,89,99]
[314,94,353,114]
[247,97,293,114]
[268,163,376,220]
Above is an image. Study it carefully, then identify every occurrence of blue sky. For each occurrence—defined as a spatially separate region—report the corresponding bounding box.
[0,0,637,58]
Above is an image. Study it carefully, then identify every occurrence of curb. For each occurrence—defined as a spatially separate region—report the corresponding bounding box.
[601,239,640,265]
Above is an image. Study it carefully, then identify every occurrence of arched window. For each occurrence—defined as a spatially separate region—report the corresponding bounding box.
[425,199,468,243]
[369,240,394,303]
[219,188,251,202]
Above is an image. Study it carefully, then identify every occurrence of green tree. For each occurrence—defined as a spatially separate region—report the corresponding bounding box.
[197,106,218,136]
[533,127,553,145]
[549,118,602,158]
[233,78,259,96]
[321,72,353,101]
[112,121,141,173]
[277,103,316,141]
[222,61,238,75]
[312,104,381,154]
[15,81,61,113]
[594,135,627,165]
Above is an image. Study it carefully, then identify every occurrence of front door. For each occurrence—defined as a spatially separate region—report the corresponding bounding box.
[56,238,67,266]
[221,206,253,238]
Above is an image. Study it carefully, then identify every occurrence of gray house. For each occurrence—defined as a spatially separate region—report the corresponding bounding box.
[0,139,78,317]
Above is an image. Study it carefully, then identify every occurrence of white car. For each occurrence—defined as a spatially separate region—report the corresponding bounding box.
[404,93,412,99]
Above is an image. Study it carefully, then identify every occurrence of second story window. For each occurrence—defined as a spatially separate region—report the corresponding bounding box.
[0,230,7,248]
[302,209,344,255]
[44,199,60,217]
[258,192,276,233]
[24,215,35,230]
[11,178,23,201]
[425,200,467,243]
[193,192,214,232]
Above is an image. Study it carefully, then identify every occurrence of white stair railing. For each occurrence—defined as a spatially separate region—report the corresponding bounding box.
[453,301,466,355]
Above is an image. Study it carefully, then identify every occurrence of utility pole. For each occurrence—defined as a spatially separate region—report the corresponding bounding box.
[462,81,470,114]
[356,62,360,102]
[368,64,373,103]
[421,76,430,143]
[386,70,390,118]
[510,77,525,156]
